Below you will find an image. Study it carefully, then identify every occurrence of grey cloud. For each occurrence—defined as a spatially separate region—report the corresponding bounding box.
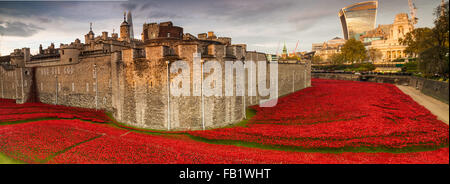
[288,9,337,32]
[0,1,74,17]
[138,1,158,10]
[0,21,43,37]
[192,0,297,24]
[120,0,181,20]
[148,11,182,19]
[37,17,52,24]
[119,0,295,24]
[121,2,138,11]
[120,0,157,11]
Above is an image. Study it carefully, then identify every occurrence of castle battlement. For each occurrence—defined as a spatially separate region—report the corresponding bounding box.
[0,16,311,131]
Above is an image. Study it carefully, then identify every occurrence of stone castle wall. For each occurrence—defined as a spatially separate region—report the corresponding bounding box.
[34,55,116,111]
[0,67,20,100]
[1,48,311,130]
[112,47,311,130]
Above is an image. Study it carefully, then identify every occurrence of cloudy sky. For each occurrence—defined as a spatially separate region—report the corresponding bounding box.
[0,0,444,55]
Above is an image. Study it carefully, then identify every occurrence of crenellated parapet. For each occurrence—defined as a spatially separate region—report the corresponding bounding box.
[0,18,311,131]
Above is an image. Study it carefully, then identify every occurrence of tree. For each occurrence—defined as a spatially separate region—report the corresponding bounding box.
[367,48,383,62]
[433,0,449,51]
[399,27,434,56]
[352,63,375,72]
[285,55,302,61]
[312,55,323,64]
[399,1,449,78]
[330,53,345,65]
[429,0,449,78]
[402,61,419,73]
[340,38,367,64]
[417,48,445,77]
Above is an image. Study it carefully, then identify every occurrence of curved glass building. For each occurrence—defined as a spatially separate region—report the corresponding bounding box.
[339,1,378,40]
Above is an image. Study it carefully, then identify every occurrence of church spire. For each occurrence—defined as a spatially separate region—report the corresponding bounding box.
[127,11,134,39]
[90,22,92,32]
[282,42,288,58]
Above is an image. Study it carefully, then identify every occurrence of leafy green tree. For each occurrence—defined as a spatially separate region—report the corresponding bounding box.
[330,53,345,65]
[341,38,367,63]
[354,63,375,72]
[364,63,376,71]
[399,1,449,78]
[287,55,302,61]
[312,55,323,64]
[399,27,434,57]
[402,61,419,73]
[367,48,383,62]
[429,0,449,78]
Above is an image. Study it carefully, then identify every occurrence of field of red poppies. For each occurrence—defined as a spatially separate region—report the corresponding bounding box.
[0,101,110,123]
[0,79,448,164]
[189,79,449,151]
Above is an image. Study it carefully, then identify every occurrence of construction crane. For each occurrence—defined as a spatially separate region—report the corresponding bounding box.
[292,40,299,57]
[275,41,280,56]
[409,0,418,25]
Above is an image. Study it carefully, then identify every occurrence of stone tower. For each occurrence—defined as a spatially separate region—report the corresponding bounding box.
[391,13,413,41]
[39,44,43,54]
[282,43,288,58]
[120,12,130,41]
[127,11,134,39]
[84,23,95,44]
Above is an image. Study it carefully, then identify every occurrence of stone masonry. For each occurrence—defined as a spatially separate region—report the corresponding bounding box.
[0,19,311,130]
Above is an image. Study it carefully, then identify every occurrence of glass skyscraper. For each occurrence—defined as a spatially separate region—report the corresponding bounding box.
[339,1,378,40]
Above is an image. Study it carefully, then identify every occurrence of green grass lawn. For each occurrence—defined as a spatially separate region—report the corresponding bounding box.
[0,152,23,164]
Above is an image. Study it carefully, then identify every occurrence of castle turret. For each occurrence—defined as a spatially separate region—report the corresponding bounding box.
[207,31,217,39]
[39,44,43,54]
[10,48,29,67]
[85,23,95,44]
[141,21,183,41]
[22,48,30,63]
[102,31,108,40]
[120,12,130,41]
[60,45,80,64]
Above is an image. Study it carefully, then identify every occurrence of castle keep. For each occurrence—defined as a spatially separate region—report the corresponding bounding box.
[0,16,311,130]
